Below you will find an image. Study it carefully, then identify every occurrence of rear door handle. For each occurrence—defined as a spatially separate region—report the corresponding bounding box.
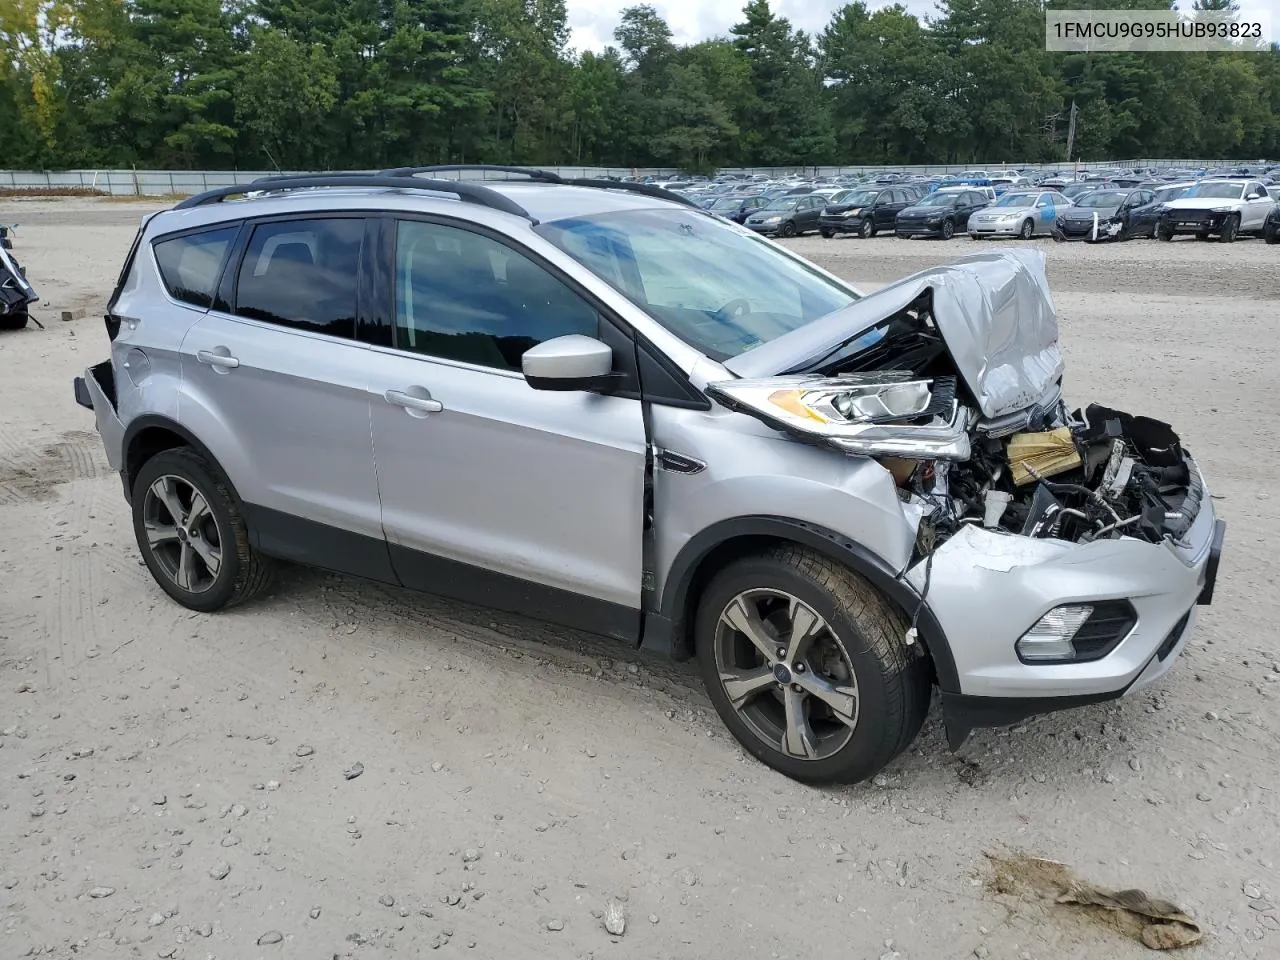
[197,349,239,369]
[385,389,443,414]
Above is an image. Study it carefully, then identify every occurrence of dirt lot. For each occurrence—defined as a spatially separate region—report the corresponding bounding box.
[1,198,1277,960]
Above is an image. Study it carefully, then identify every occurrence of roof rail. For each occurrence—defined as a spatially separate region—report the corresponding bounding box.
[380,164,565,183]
[563,178,706,210]
[172,175,535,220]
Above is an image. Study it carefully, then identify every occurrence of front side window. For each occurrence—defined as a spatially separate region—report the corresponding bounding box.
[535,208,859,360]
[394,220,598,371]
[233,218,364,338]
[153,226,239,308]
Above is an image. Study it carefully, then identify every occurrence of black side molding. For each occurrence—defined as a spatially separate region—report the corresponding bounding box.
[941,689,1123,750]
[1197,519,1226,606]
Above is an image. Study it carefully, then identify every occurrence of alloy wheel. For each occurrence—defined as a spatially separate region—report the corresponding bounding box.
[712,589,859,761]
[141,475,223,593]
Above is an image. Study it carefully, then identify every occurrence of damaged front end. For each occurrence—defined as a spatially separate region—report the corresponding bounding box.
[708,249,1223,742]
[0,228,40,329]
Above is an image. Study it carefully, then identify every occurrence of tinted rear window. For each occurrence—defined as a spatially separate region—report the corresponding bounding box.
[233,218,365,338]
[153,226,239,309]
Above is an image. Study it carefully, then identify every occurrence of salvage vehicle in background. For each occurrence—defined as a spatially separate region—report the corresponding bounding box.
[1156,178,1274,242]
[1127,183,1196,238]
[1052,187,1155,242]
[968,190,1065,239]
[71,166,1224,785]
[819,186,914,238]
[708,194,769,224]
[894,189,991,239]
[0,225,39,330]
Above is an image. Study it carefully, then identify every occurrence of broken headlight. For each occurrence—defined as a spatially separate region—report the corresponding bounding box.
[706,372,971,460]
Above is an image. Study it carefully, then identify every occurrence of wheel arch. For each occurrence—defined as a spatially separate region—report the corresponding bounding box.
[646,516,959,693]
[123,415,236,505]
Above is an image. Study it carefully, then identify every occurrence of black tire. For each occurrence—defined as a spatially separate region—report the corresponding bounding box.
[820,228,833,239]
[0,309,29,331]
[858,218,875,239]
[131,447,274,612]
[1019,219,1034,240]
[1219,214,1238,243]
[1265,224,1280,245]
[779,220,797,238]
[940,218,955,240]
[695,546,932,784]
[1156,222,1174,241]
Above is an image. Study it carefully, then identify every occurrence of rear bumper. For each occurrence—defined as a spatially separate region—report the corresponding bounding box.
[73,361,124,472]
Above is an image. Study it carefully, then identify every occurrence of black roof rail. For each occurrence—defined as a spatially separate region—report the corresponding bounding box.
[563,178,706,210]
[380,164,564,183]
[172,175,535,221]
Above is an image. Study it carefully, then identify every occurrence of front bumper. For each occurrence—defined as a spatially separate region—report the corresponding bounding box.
[1162,211,1229,234]
[1054,219,1123,242]
[744,221,782,235]
[819,216,862,233]
[968,221,1025,236]
[895,222,945,237]
[905,458,1224,740]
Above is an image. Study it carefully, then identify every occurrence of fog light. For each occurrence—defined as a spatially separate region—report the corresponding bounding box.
[1016,605,1094,662]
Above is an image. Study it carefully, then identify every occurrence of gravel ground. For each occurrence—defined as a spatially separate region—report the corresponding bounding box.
[1,198,1276,960]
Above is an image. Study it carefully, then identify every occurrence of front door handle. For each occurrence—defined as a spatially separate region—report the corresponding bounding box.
[196,349,239,370]
[385,388,443,414]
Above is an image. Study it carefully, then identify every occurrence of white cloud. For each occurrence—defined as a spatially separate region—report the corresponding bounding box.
[566,0,1280,55]
[566,0,942,54]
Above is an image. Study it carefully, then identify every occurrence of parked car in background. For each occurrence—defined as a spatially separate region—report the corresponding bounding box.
[708,195,769,224]
[968,191,1066,239]
[0,225,39,330]
[1059,182,1103,202]
[1052,187,1155,242]
[1127,183,1196,237]
[819,187,914,238]
[1156,179,1274,242]
[744,194,827,237]
[1264,202,1280,243]
[894,190,991,239]
[990,176,1031,196]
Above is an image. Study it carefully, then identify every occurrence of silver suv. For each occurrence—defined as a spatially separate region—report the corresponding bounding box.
[74,166,1225,784]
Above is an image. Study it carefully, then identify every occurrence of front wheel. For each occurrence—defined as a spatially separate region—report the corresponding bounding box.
[779,220,797,238]
[820,228,833,239]
[695,546,932,784]
[1019,219,1034,240]
[940,218,955,240]
[858,218,875,239]
[1156,222,1174,241]
[131,447,275,612]
[0,309,29,331]
[1219,214,1239,243]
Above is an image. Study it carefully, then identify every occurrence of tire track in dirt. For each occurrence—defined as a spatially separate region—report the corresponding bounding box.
[0,428,113,505]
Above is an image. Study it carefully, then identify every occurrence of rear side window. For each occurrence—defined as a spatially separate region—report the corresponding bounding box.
[153,226,239,309]
[233,218,364,338]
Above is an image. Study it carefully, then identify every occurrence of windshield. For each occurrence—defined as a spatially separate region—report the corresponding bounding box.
[993,193,1036,208]
[1155,186,1190,203]
[763,197,801,211]
[914,193,959,207]
[1185,182,1245,199]
[535,209,859,360]
[1076,191,1125,208]
[710,197,746,211]
[840,189,880,207]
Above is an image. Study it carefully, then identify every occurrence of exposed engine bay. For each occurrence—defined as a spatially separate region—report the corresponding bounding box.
[707,284,1201,557]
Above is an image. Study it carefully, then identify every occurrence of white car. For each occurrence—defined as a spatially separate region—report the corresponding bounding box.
[1155,179,1274,242]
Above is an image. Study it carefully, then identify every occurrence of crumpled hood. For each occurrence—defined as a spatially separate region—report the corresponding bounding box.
[1062,205,1121,220]
[722,248,1063,420]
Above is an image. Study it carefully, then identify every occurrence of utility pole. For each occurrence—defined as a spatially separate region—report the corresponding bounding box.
[1065,99,1078,164]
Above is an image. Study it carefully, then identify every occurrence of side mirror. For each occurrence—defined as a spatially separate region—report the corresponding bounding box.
[522,335,616,392]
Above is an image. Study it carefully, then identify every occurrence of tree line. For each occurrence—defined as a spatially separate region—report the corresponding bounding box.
[2,0,1278,172]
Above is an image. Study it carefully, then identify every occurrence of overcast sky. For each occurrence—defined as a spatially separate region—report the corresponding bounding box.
[566,0,1278,53]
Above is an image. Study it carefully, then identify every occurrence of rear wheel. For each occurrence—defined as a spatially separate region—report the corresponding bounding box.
[0,309,29,330]
[131,447,275,612]
[858,218,875,239]
[1266,223,1280,244]
[696,546,932,784]
[940,218,955,240]
[1219,214,1239,243]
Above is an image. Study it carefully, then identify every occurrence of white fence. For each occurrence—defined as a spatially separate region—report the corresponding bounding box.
[1,160,1272,197]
